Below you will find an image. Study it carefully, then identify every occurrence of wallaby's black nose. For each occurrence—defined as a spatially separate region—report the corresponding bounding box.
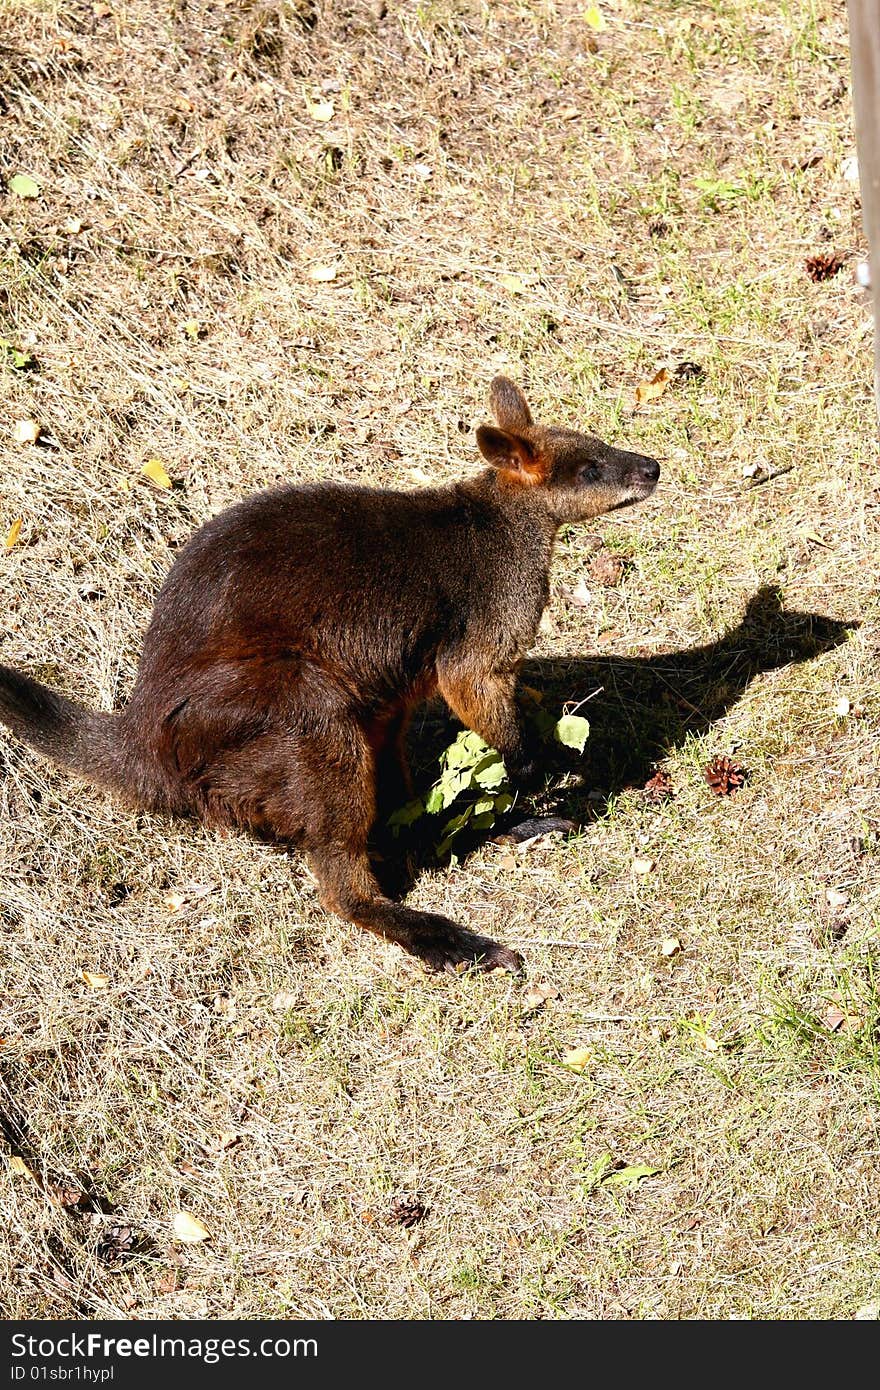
[640,457,660,482]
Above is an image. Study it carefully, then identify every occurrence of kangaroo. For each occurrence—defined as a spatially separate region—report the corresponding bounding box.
[0,378,659,974]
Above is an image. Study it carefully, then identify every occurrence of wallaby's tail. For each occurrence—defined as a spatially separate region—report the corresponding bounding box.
[0,663,128,796]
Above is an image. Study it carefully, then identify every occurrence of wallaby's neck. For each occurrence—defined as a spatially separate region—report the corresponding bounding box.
[458,468,560,544]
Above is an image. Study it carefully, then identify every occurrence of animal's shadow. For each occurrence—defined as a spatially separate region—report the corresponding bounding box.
[390,585,854,887]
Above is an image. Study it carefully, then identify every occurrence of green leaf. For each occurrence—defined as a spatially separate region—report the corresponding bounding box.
[443,731,491,769]
[576,1150,615,1194]
[0,341,33,370]
[601,1164,660,1189]
[471,754,507,789]
[10,174,40,199]
[473,798,495,816]
[387,797,425,828]
[493,792,514,814]
[436,806,475,857]
[437,766,474,806]
[530,706,556,739]
[554,714,590,752]
[424,785,445,815]
[471,811,496,830]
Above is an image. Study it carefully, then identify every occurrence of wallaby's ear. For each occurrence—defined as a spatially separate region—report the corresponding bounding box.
[489,376,533,432]
[476,424,544,480]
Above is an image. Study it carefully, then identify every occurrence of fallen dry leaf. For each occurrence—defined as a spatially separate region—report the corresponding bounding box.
[217,1132,240,1152]
[562,577,593,608]
[9,1156,34,1179]
[632,856,656,875]
[163,891,186,912]
[588,550,625,587]
[308,262,339,282]
[10,174,40,199]
[583,4,607,31]
[305,96,335,122]
[523,982,560,1012]
[826,887,850,910]
[140,458,172,490]
[634,368,670,407]
[13,419,40,445]
[4,519,22,551]
[824,1003,846,1032]
[499,273,528,295]
[81,970,109,989]
[61,217,84,235]
[661,936,682,958]
[835,696,851,717]
[272,990,298,1011]
[172,1210,210,1243]
[562,1046,593,1073]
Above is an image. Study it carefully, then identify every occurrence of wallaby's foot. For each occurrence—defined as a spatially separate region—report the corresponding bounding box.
[404,913,522,975]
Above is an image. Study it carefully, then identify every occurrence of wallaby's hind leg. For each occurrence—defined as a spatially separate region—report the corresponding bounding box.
[371,711,413,825]
[266,726,521,975]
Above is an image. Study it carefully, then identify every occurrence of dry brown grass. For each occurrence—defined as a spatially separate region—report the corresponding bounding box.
[1,0,880,1319]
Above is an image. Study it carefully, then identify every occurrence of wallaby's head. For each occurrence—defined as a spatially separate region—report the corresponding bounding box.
[476,376,660,524]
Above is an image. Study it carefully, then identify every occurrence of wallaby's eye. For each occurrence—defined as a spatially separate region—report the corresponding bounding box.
[578,462,600,483]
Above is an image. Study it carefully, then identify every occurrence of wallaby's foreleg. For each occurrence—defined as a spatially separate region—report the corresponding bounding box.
[268,727,521,974]
[436,656,542,789]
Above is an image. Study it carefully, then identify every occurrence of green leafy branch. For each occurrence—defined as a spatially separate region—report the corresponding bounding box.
[388,705,590,858]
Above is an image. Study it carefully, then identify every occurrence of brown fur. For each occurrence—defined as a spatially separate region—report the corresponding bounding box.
[0,378,659,973]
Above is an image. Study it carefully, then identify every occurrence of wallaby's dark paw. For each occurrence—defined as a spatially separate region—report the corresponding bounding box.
[494,814,579,845]
[406,915,522,976]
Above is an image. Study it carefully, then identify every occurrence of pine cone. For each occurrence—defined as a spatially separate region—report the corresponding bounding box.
[703,756,747,796]
[805,252,844,282]
[388,1196,428,1228]
[644,768,673,802]
[674,361,704,382]
[97,1225,139,1266]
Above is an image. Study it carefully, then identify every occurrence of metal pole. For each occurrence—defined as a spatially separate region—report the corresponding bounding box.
[847,0,880,427]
